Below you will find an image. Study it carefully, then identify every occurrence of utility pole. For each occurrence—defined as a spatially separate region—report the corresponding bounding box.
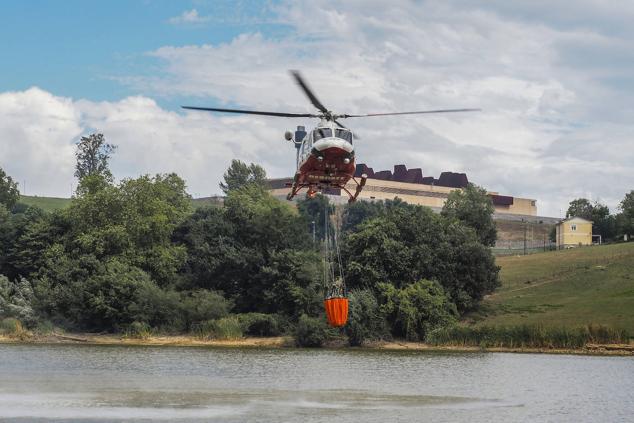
[523,219,528,255]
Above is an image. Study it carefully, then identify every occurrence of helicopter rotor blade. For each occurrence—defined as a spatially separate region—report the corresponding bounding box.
[341,108,481,118]
[290,70,329,114]
[182,106,318,118]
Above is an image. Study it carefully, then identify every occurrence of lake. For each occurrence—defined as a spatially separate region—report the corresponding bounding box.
[0,344,632,422]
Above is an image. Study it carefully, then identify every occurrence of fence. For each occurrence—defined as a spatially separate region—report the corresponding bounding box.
[492,239,556,256]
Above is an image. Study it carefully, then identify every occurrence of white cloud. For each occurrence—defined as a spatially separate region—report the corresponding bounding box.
[0,88,296,199]
[0,88,80,197]
[168,9,210,25]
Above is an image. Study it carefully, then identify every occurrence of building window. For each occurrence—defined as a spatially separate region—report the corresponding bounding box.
[571,224,577,231]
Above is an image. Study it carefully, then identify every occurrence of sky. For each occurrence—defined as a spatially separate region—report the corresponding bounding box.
[1,0,633,217]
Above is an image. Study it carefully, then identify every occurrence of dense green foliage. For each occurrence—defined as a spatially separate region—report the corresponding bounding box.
[342,200,499,312]
[618,191,634,237]
[173,184,321,317]
[0,275,36,327]
[294,314,330,347]
[346,289,388,346]
[0,167,20,210]
[378,280,457,341]
[441,183,497,246]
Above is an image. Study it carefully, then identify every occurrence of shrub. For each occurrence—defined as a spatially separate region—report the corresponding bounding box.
[346,289,388,346]
[34,320,55,335]
[124,321,153,339]
[0,317,30,340]
[238,313,281,337]
[294,314,328,347]
[193,316,243,340]
[180,290,232,330]
[378,280,457,341]
[129,283,183,331]
[584,323,629,344]
[426,324,629,348]
[0,276,37,327]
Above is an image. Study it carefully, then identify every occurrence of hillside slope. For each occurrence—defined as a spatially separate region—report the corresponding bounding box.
[468,243,634,331]
[18,195,220,212]
[18,195,71,212]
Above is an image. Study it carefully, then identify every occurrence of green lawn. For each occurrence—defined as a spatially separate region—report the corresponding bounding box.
[467,243,634,331]
[18,195,222,212]
[18,195,71,212]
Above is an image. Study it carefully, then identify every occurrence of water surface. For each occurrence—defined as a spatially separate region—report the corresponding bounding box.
[0,344,632,422]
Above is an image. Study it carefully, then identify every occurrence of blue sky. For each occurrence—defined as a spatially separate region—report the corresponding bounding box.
[0,0,632,216]
[0,0,285,105]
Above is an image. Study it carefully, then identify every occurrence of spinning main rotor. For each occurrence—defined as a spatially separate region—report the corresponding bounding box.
[182,71,479,129]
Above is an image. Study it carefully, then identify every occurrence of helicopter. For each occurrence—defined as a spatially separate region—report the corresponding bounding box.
[183,71,478,202]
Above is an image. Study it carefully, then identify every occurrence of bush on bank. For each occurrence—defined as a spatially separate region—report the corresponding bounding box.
[426,324,630,349]
[294,314,330,347]
[346,289,389,346]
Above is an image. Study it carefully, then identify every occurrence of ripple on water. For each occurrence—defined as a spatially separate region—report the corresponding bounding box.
[0,344,632,422]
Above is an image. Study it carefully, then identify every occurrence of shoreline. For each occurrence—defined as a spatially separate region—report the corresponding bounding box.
[1,333,632,356]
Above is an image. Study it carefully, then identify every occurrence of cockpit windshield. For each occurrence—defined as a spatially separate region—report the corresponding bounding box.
[335,129,352,143]
[313,128,332,140]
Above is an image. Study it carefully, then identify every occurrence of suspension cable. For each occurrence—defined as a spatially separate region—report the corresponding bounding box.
[334,210,346,296]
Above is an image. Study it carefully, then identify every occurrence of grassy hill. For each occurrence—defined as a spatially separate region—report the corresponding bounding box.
[18,195,221,212]
[18,195,71,212]
[467,243,634,332]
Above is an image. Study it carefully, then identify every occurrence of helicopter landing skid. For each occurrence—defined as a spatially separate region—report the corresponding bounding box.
[338,173,367,203]
[286,173,367,202]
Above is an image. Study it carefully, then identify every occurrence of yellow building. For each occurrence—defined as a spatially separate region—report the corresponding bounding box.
[555,217,593,249]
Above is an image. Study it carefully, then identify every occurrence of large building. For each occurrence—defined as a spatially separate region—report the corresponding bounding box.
[268,163,538,218]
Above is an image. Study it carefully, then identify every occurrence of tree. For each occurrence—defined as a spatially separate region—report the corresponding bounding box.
[346,289,388,346]
[0,167,20,210]
[590,202,616,241]
[219,159,266,193]
[441,183,497,246]
[174,183,320,316]
[566,198,593,220]
[0,275,36,326]
[341,199,385,233]
[74,133,117,182]
[618,191,634,237]
[67,173,191,286]
[297,195,334,241]
[377,280,457,341]
[343,203,499,312]
[0,206,57,281]
[566,198,617,241]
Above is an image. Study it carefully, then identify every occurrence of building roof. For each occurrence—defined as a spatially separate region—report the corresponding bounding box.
[354,163,469,188]
[557,216,593,225]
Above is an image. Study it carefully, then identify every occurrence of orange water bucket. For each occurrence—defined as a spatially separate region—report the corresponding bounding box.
[324,297,349,327]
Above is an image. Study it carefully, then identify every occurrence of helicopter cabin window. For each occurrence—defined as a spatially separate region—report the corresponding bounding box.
[335,129,352,143]
[313,128,332,141]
